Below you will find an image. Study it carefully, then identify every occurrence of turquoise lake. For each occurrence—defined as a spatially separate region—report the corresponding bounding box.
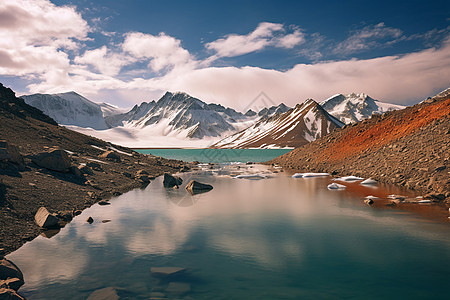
[7,164,450,299]
[134,148,292,163]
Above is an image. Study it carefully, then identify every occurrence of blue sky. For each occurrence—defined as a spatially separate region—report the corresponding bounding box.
[0,0,449,109]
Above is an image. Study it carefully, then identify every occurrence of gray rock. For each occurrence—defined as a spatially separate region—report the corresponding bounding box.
[185,180,213,195]
[0,141,24,167]
[87,287,119,300]
[99,150,121,162]
[163,173,182,188]
[31,148,71,172]
[34,207,59,228]
[151,267,185,276]
[0,259,24,291]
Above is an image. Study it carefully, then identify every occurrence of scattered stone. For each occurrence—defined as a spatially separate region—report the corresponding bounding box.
[136,169,149,176]
[165,282,191,294]
[361,178,377,185]
[185,180,213,195]
[99,150,121,162]
[163,173,182,188]
[40,229,60,239]
[87,287,119,300]
[180,165,190,172]
[327,183,346,190]
[122,171,131,178]
[31,148,71,172]
[434,165,446,172]
[86,161,102,171]
[151,267,185,276]
[34,207,59,228]
[364,199,374,205]
[69,165,83,177]
[73,210,82,216]
[0,278,24,291]
[56,211,73,222]
[98,200,110,206]
[101,220,111,223]
[0,288,25,300]
[86,217,94,223]
[136,174,150,183]
[78,165,94,175]
[0,259,24,291]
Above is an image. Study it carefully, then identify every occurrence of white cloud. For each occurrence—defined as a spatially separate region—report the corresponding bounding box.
[334,22,403,55]
[205,22,304,60]
[0,0,89,75]
[122,32,194,72]
[74,46,132,76]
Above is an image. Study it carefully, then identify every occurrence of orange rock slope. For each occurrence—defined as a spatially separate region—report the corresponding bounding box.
[270,89,450,198]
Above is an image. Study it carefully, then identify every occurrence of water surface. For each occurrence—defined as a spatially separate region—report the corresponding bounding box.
[134,148,292,163]
[8,164,450,299]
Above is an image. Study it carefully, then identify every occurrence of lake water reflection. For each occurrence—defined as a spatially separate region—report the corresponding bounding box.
[8,164,450,299]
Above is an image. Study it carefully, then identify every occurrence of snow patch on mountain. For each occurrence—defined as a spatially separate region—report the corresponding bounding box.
[211,99,344,149]
[22,92,110,130]
[320,93,405,124]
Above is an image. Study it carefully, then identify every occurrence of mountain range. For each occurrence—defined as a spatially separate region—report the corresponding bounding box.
[22,90,404,148]
[211,99,344,148]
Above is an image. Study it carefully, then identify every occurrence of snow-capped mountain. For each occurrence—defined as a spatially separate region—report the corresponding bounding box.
[211,99,344,149]
[320,93,405,124]
[22,92,110,130]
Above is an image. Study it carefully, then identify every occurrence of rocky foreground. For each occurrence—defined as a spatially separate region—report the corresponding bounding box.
[0,83,191,258]
[269,89,450,204]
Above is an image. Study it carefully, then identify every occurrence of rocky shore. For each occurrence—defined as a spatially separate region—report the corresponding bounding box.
[269,89,450,206]
[0,84,190,257]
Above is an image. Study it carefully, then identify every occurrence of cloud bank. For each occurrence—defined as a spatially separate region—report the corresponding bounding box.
[0,0,449,109]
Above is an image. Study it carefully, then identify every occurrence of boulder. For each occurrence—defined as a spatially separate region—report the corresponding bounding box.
[0,259,24,291]
[185,180,213,195]
[99,151,121,162]
[163,173,182,188]
[34,207,59,228]
[31,148,71,172]
[87,287,119,300]
[0,141,24,168]
[0,288,25,300]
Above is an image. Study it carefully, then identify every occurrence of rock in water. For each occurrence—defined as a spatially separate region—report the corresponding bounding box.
[87,287,119,300]
[163,173,182,188]
[31,148,71,172]
[0,259,24,291]
[34,207,59,228]
[185,180,213,195]
[364,199,374,205]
